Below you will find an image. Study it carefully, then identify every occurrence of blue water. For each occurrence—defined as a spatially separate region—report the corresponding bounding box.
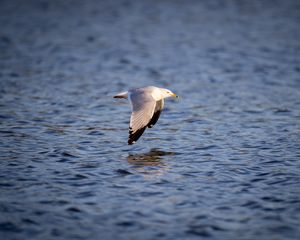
[1,0,300,239]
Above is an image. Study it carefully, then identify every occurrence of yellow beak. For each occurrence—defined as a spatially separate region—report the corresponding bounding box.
[171,93,179,98]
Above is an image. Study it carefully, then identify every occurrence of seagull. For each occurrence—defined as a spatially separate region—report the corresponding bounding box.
[114,86,178,145]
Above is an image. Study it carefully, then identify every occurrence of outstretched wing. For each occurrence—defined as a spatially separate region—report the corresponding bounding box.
[147,99,164,128]
[128,90,156,145]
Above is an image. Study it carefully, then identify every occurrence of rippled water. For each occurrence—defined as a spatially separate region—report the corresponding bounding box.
[1,0,300,239]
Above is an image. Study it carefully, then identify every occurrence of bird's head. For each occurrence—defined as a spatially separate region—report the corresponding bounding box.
[161,88,178,99]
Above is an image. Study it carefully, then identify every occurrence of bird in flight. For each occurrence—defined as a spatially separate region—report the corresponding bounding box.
[114,86,178,145]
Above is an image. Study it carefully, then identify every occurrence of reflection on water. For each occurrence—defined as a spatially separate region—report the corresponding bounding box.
[127,148,174,166]
[126,149,175,175]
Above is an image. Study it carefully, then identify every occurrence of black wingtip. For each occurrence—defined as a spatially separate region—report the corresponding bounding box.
[128,140,135,145]
[128,127,146,145]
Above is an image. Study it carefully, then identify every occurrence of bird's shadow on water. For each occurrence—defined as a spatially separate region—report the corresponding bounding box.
[126,148,175,167]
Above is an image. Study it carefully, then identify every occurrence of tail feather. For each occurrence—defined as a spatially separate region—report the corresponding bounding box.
[113,91,128,99]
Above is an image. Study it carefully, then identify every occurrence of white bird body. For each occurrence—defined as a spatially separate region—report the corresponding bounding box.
[114,86,178,145]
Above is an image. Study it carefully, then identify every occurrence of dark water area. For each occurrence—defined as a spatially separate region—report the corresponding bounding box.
[1,0,300,239]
